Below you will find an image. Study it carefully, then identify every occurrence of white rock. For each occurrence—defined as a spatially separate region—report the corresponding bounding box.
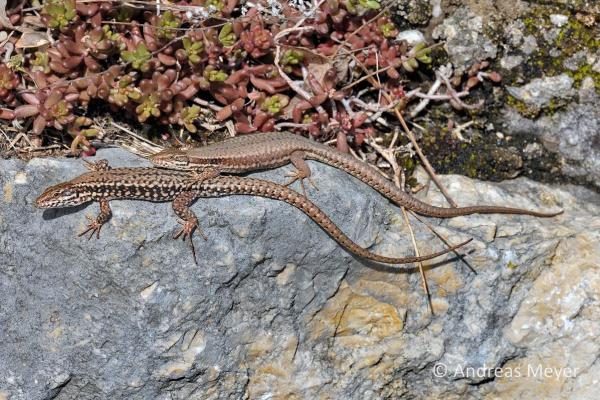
[396,30,426,46]
[550,14,569,27]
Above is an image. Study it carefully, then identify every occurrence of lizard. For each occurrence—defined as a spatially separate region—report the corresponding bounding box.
[35,160,472,267]
[149,131,562,218]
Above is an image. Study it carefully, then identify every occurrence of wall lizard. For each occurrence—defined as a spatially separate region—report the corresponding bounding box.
[35,160,471,266]
[150,132,562,218]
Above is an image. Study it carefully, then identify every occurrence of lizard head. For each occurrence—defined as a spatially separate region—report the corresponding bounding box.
[149,148,191,170]
[36,181,91,208]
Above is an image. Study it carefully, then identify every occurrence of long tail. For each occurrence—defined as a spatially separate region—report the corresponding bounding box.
[309,147,562,218]
[197,177,471,267]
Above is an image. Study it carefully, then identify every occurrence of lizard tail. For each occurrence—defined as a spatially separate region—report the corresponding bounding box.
[200,176,472,267]
[307,147,562,218]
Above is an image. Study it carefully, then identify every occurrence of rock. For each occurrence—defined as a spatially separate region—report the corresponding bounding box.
[394,0,432,26]
[504,81,600,189]
[506,74,575,108]
[521,34,539,55]
[396,29,425,46]
[500,54,524,70]
[1,149,599,399]
[550,14,569,27]
[432,8,497,72]
[419,2,598,189]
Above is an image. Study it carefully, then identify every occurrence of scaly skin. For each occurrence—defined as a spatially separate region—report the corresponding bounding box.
[35,161,471,267]
[150,132,562,218]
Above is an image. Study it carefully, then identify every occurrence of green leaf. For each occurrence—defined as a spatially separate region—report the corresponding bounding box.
[218,23,236,47]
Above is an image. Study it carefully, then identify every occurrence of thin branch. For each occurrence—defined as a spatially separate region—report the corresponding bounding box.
[401,208,433,315]
[408,211,476,274]
[438,71,484,110]
[394,105,459,208]
[346,56,459,208]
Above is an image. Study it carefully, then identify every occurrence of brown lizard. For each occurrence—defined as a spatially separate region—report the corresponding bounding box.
[150,131,562,218]
[35,160,471,266]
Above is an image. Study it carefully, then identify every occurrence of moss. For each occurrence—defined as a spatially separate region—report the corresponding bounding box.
[555,18,599,56]
[505,94,541,118]
[417,4,593,186]
[507,261,518,270]
[566,64,600,90]
[503,5,598,87]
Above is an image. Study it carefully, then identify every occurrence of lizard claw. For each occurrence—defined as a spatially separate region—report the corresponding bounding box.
[79,216,103,240]
[284,171,318,197]
[173,219,207,265]
[83,159,111,172]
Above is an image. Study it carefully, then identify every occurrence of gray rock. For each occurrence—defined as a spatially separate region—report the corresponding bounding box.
[563,50,589,71]
[504,81,600,188]
[1,150,599,399]
[500,54,524,70]
[432,8,497,72]
[506,74,575,108]
[521,34,538,55]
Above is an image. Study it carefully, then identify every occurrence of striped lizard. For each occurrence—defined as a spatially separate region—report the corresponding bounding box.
[35,160,471,266]
[150,132,562,218]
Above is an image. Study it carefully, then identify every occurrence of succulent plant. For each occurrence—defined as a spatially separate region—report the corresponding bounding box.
[30,52,51,74]
[135,93,161,123]
[121,43,153,72]
[83,25,121,60]
[239,24,273,58]
[402,42,432,73]
[358,0,381,10]
[343,0,380,15]
[14,88,78,134]
[68,116,99,154]
[176,37,204,65]
[177,105,202,133]
[380,22,398,38]
[108,75,142,107]
[261,94,289,114]
[204,67,228,82]
[218,23,236,47]
[42,0,77,29]
[0,63,20,106]
[204,0,225,12]
[155,11,181,40]
[2,0,437,155]
[280,50,304,73]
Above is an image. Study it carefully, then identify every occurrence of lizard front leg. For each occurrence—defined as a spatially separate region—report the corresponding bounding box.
[172,190,206,265]
[284,151,319,197]
[188,167,220,185]
[83,159,111,171]
[79,199,112,240]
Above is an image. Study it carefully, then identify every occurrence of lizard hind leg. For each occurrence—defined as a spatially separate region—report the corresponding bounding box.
[78,199,112,240]
[172,191,206,265]
[284,151,319,197]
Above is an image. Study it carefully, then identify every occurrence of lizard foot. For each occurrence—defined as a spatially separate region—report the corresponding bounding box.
[78,215,103,240]
[284,171,318,197]
[173,219,207,265]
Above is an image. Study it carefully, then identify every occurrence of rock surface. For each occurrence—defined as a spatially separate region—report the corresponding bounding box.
[1,149,599,399]
[506,74,575,108]
[432,8,498,73]
[505,80,600,190]
[416,0,599,188]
